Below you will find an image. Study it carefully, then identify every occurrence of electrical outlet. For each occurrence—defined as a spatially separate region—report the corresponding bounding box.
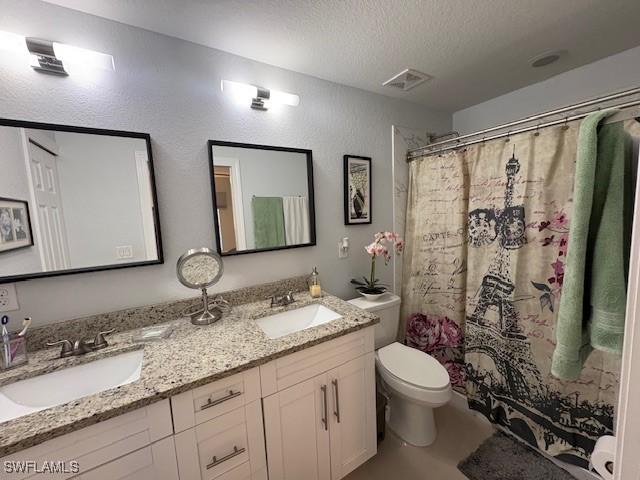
[0,284,19,312]
[115,245,133,259]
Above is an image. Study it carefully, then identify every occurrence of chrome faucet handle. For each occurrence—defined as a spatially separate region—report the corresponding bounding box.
[93,329,115,350]
[46,339,74,358]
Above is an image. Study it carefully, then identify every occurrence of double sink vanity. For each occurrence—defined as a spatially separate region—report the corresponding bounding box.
[0,105,370,480]
[0,277,378,480]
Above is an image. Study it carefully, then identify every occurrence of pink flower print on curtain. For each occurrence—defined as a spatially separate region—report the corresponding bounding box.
[531,209,571,313]
[405,313,465,388]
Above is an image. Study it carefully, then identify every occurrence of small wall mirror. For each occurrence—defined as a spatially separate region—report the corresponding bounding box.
[0,119,163,283]
[208,141,316,256]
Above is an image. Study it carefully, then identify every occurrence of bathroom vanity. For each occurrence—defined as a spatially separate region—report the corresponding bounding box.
[0,280,378,480]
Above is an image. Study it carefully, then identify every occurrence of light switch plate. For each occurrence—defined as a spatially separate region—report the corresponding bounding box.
[338,237,349,259]
[0,284,19,312]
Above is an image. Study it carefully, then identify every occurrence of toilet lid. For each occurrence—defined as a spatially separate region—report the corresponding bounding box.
[377,342,450,390]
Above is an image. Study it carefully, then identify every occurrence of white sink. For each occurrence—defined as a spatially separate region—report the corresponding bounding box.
[256,304,342,339]
[0,349,144,424]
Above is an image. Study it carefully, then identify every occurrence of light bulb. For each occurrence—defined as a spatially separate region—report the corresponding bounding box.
[0,30,28,57]
[221,80,258,105]
[270,89,300,107]
[52,42,114,71]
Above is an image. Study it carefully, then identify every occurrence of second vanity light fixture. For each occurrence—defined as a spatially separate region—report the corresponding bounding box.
[221,79,300,110]
[0,30,114,75]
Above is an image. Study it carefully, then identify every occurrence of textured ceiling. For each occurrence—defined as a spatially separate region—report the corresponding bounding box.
[42,0,640,111]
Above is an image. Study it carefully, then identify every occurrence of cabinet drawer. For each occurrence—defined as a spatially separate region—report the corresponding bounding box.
[172,368,260,432]
[75,436,178,480]
[1,400,172,480]
[174,400,266,480]
[215,463,267,480]
[260,327,374,396]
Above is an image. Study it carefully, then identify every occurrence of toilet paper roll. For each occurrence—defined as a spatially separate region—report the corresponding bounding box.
[590,435,616,480]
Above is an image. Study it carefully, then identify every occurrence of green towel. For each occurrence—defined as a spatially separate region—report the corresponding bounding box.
[252,197,286,249]
[551,111,633,380]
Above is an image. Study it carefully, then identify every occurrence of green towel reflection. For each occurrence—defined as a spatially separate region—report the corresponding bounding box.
[252,197,286,249]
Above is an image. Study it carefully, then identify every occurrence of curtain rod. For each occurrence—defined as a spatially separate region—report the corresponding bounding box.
[407,86,640,161]
[407,99,640,160]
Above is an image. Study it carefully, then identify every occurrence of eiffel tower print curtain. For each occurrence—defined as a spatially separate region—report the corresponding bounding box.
[401,120,622,467]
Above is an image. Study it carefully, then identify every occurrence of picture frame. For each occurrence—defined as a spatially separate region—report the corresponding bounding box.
[343,155,372,225]
[0,197,33,253]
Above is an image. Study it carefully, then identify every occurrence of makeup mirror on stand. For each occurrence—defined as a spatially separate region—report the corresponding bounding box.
[176,247,229,325]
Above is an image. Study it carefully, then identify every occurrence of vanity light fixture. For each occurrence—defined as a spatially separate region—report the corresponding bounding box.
[0,30,114,75]
[221,79,300,110]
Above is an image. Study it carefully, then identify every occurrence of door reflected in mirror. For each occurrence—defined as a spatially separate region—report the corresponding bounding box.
[0,120,162,282]
[208,141,316,256]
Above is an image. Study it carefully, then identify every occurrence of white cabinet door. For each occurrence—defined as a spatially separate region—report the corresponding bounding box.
[328,352,376,480]
[75,437,178,480]
[263,373,331,480]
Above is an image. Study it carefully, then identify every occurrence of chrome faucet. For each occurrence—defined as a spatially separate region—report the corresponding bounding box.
[47,329,115,358]
[270,291,295,308]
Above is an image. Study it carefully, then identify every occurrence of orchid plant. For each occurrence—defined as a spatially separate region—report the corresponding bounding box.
[351,231,404,294]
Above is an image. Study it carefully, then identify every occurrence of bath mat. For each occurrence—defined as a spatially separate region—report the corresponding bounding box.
[458,431,575,480]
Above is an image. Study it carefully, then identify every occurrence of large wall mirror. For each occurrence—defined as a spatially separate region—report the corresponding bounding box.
[0,119,163,283]
[208,141,316,256]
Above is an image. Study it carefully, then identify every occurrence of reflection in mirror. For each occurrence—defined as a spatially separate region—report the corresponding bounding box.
[209,141,316,256]
[177,249,223,289]
[0,120,162,282]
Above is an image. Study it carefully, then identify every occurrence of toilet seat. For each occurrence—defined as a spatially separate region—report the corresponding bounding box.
[376,342,452,406]
[377,342,450,390]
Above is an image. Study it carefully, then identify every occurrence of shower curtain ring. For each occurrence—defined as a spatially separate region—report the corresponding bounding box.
[505,131,511,143]
[562,117,569,130]
[534,124,540,136]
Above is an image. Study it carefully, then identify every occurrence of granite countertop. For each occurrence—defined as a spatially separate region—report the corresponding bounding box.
[0,292,378,457]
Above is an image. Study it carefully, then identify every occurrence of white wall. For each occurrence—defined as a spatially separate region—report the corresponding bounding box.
[55,132,149,268]
[0,0,450,326]
[453,45,640,134]
[0,126,42,274]
[213,145,309,250]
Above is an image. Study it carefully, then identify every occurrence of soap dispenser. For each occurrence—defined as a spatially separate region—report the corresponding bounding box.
[308,266,322,298]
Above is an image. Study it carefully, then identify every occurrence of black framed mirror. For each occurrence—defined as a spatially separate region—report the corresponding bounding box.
[0,118,163,283]
[208,140,316,256]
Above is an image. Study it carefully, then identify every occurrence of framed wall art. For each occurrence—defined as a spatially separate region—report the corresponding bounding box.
[344,155,371,225]
[0,197,33,253]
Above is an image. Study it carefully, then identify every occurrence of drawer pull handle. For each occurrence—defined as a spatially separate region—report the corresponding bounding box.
[201,389,242,410]
[332,379,341,423]
[320,384,328,431]
[206,445,246,470]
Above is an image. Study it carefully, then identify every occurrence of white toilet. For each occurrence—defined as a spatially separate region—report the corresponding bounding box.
[348,294,452,446]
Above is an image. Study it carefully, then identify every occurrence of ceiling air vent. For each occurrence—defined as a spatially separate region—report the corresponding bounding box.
[383,68,432,91]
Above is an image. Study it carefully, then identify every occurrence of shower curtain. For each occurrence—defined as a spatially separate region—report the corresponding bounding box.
[401,120,622,467]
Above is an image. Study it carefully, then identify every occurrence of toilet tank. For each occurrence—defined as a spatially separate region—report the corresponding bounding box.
[347,294,401,349]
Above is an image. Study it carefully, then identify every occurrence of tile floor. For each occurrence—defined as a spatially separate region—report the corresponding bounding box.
[345,401,495,480]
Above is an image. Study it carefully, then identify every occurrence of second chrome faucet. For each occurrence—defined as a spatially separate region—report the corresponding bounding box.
[47,329,115,358]
[270,291,295,308]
